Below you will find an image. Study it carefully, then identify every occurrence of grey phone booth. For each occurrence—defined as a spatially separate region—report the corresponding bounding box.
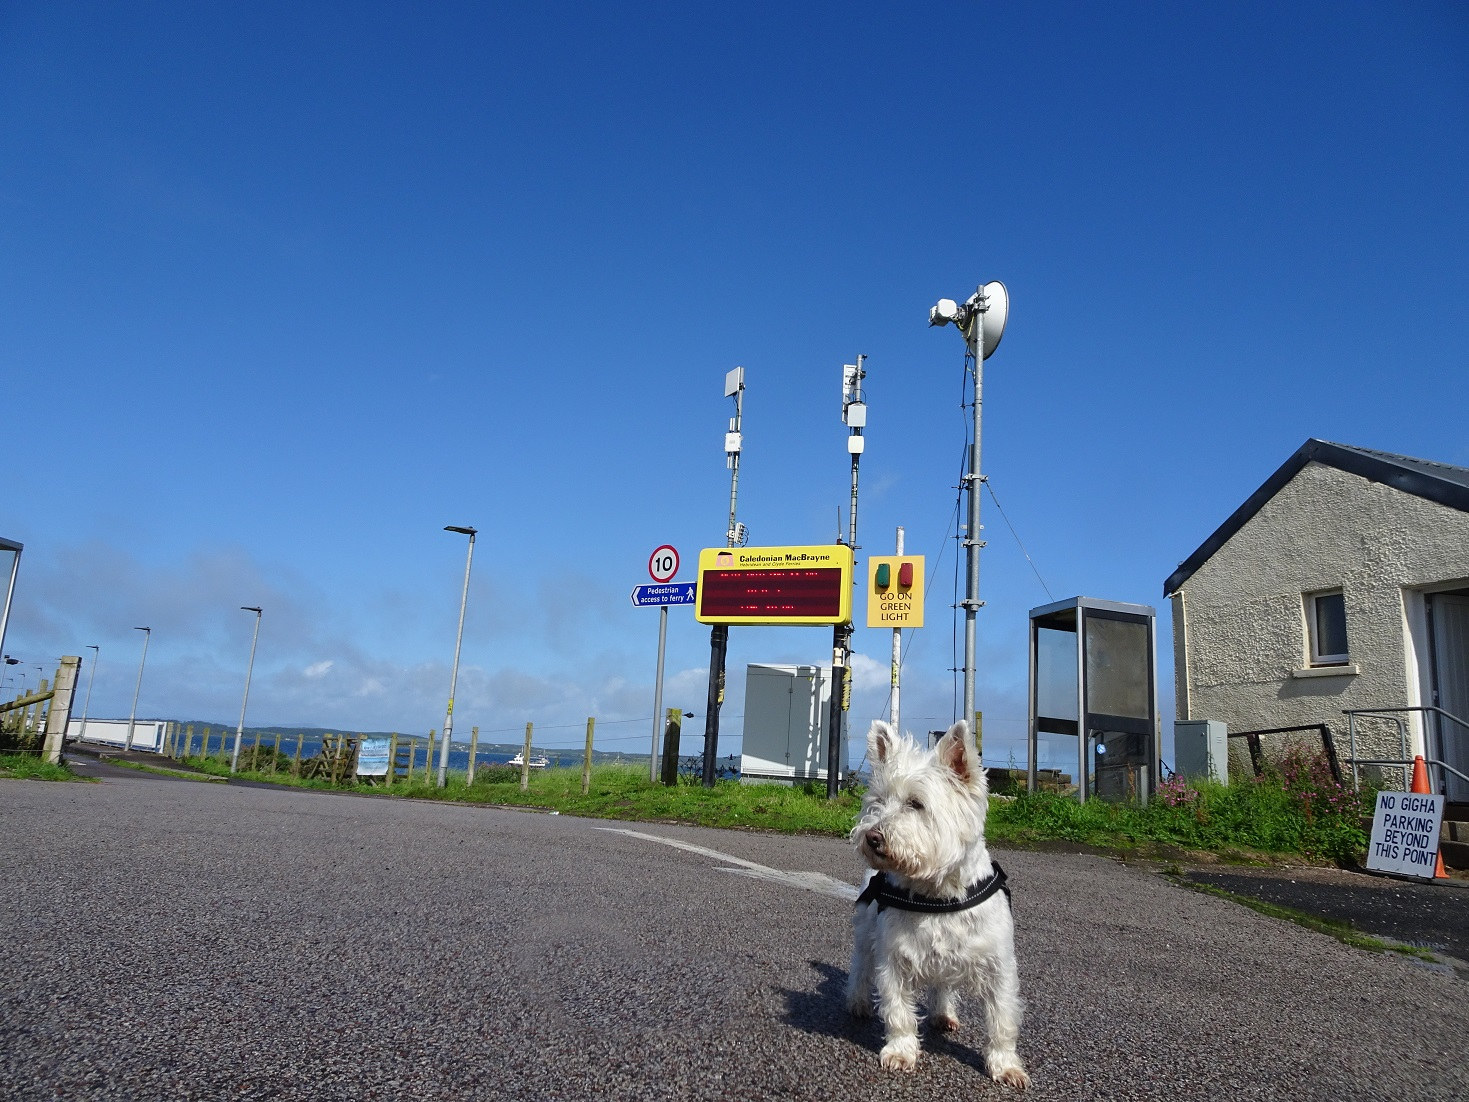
[1027,597,1160,802]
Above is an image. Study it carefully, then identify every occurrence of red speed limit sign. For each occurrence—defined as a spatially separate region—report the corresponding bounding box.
[648,545,679,583]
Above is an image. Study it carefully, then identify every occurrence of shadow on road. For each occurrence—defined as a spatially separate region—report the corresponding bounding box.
[781,959,997,1079]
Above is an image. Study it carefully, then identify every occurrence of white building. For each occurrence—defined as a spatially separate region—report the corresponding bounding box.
[1164,439,1469,800]
[68,717,168,752]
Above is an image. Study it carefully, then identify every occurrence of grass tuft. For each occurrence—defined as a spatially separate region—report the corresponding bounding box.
[0,753,81,781]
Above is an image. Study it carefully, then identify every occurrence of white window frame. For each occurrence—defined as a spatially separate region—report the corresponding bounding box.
[1305,589,1350,666]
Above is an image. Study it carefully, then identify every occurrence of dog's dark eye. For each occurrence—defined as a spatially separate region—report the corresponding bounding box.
[906,797,925,812]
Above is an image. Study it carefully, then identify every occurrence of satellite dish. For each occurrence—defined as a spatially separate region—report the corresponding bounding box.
[970,280,1008,360]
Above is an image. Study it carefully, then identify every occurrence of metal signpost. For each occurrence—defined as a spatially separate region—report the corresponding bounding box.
[636,544,691,781]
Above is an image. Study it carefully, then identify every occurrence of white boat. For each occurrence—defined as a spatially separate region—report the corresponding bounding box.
[507,751,550,769]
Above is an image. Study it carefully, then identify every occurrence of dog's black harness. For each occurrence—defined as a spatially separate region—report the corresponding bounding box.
[854,863,1011,914]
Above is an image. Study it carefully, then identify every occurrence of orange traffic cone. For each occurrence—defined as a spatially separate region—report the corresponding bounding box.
[1409,755,1450,880]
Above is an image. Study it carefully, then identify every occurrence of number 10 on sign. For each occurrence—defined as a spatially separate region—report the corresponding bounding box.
[649,545,679,583]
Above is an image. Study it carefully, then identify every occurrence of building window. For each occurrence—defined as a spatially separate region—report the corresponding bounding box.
[1306,590,1349,665]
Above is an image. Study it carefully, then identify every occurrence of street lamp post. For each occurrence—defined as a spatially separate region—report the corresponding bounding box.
[79,644,99,742]
[230,607,263,773]
[438,526,477,788]
[123,627,151,752]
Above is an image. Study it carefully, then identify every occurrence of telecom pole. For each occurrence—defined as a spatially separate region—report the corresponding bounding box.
[827,356,866,798]
[702,367,744,787]
[929,284,1008,734]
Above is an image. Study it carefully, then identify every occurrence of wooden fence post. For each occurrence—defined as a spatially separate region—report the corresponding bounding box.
[41,658,80,765]
[520,723,533,792]
[425,729,436,784]
[661,709,682,786]
[386,733,398,787]
[467,726,480,785]
[293,733,304,775]
[582,716,595,795]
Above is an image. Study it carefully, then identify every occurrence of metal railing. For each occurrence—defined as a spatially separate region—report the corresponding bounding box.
[1227,723,1343,784]
[1342,705,1469,795]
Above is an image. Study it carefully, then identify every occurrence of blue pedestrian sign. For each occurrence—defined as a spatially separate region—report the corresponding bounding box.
[631,582,697,607]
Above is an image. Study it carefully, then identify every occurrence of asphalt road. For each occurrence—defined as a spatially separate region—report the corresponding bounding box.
[2,770,1465,1101]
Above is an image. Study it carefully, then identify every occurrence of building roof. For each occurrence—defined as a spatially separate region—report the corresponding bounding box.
[1163,439,1469,597]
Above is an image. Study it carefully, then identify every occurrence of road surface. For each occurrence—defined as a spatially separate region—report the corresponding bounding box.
[1,769,1464,1100]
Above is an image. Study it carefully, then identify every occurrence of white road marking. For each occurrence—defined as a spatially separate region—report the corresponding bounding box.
[595,826,859,901]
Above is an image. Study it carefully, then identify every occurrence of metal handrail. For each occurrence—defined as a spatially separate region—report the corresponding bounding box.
[1343,705,1469,794]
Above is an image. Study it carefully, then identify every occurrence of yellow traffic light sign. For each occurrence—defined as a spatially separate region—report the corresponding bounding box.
[867,555,924,628]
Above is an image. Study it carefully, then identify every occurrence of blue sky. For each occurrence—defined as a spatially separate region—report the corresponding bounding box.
[3,2,1466,767]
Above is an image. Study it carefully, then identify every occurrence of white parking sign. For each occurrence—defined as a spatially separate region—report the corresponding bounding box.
[1367,790,1444,879]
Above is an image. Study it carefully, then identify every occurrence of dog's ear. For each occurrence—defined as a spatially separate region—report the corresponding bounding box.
[936,721,983,792]
[868,721,895,763]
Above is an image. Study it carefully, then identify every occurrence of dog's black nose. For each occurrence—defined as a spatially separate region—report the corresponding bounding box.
[865,828,885,854]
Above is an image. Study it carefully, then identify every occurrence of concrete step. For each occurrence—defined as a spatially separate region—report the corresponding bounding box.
[1441,819,1469,870]
[1440,837,1469,871]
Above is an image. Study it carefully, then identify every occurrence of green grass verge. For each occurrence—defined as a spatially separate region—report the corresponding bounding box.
[181,747,1370,865]
[0,753,80,781]
[184,756,863,834]
[105,758,227,783]
[1169,875,1438,961]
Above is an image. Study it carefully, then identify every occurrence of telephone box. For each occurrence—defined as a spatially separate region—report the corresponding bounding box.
[1027,597,1159,802]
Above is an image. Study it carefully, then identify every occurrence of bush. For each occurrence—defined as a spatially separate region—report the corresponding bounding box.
[988,751,1370,863]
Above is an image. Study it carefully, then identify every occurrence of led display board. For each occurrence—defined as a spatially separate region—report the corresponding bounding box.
[695,544,854,625]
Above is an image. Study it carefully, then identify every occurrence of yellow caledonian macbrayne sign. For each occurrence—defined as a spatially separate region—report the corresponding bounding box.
[866,554,925,628]
[695,544,854,625]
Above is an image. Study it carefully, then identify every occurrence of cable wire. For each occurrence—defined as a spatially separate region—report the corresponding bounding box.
[985,480,1054,600]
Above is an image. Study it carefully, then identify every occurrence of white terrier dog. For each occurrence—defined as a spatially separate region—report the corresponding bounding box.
[846,720,1029,1088]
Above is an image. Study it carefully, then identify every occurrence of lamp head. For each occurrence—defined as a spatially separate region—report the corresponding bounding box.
[445,525,477,536]
[241,606,262,614]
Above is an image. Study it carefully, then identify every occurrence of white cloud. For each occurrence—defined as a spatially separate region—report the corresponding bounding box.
[304,660,334,679]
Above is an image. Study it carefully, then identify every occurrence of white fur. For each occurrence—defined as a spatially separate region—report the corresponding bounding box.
[846,720,1029,1088]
